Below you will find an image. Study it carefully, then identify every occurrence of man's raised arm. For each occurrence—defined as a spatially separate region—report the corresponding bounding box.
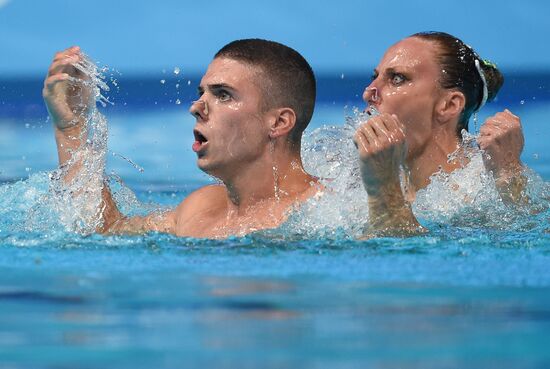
[43,46,176,235]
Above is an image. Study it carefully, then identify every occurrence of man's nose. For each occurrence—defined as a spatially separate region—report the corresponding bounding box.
[189,99,209,120]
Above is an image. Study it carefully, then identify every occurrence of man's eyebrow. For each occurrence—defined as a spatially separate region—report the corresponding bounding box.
[197,83,236,95]
[208,83,235,91]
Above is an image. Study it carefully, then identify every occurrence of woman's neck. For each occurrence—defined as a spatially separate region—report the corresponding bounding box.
[407,133,462,192]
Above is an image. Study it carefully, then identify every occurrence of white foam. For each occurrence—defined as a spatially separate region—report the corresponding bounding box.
[275,116,550,239]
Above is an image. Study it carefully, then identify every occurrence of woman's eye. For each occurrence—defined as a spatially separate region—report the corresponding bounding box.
[391,74,406,85]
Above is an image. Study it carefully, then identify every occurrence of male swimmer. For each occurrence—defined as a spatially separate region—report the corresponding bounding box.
[43,39,320,238]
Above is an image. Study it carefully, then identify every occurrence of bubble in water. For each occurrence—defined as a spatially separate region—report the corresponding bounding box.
[533,153,539,160]
[187,80,191,86]
[340,73,345,79]
[160,79,166,84]
[520,100,525,105]
[173,67,180,75]
[175,99,181,105]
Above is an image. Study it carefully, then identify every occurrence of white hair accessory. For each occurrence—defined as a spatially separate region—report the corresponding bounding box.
[474,59,488,111]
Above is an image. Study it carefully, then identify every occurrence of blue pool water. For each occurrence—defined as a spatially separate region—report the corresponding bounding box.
[1,73,550,368]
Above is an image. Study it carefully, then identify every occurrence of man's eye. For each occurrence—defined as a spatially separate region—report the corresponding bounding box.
[371,73,378,81]
[391,73,406,85]
[218,91,231,102]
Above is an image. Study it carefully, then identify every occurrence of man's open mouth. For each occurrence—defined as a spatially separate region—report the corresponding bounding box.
[192,129,208,153]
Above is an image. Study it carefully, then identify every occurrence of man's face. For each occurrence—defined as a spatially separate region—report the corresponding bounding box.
[190,57,271,178]
[363,37,445,159]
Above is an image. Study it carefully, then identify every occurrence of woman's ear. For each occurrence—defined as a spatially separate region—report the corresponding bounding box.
[268,108,296,139]
[436,90,465,124]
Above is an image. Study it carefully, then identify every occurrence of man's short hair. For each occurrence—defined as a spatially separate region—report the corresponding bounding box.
[215,39,316,147]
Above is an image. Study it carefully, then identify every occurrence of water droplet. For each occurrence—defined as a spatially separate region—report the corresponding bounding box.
[175,99,181,105]
[160,79,165,84]
[173,67,180,75]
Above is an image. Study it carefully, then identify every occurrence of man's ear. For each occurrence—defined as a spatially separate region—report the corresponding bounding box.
[436,90,465,124]
[268,108,296,139]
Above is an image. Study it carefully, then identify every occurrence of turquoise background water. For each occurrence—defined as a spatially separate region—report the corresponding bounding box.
[1,73,549,367]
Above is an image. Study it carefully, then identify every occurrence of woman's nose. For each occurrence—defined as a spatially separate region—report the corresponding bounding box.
[362,85,379,104]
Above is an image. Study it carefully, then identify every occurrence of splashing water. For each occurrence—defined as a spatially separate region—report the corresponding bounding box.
[0,55,160,236]
[39,54,112,234]
[274,109,550,239]
[277,108,380,238]
[70,54,112,108]
[415,130,550,231]
[1,58,548,240]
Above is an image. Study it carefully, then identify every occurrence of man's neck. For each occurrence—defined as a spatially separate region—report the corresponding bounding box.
[222,152,315,216]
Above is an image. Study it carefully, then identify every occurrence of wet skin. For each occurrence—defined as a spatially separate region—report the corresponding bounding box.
[44,48,318,238]
[354,37,526,235]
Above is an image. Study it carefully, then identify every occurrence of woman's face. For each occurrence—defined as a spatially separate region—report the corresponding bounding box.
[364,37,447,159]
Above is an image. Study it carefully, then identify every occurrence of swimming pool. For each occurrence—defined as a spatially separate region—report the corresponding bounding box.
[1,73,549,368]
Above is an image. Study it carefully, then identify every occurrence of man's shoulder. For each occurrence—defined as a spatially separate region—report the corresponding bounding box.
[174,184,227,217]
[188,183,227,199]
